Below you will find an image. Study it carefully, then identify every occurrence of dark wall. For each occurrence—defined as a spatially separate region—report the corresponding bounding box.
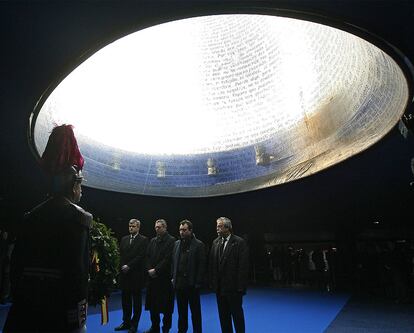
[1,1,414,243]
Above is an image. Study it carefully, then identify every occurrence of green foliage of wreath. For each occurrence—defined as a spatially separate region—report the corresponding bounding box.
[88,219,120,306]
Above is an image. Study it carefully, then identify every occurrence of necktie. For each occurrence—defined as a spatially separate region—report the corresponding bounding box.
[219,237,226,259]
[130,236,134,245]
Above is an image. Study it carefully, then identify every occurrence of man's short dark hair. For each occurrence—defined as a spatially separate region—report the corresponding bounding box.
[179,219,193,231]
[155,219,167,228]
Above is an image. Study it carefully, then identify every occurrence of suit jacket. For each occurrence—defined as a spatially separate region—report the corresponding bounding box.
[209,234,249,295]
[119,233,148,291]
[172,235,206,289]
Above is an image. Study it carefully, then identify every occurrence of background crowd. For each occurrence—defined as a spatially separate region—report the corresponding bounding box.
[255,240,414,304]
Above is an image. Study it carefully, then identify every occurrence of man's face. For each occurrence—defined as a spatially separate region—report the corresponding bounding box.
[73,182,82,203]
[179,223,192,240]
[155,222,167,236]
[129,222,139,235]
[216,220,230,237]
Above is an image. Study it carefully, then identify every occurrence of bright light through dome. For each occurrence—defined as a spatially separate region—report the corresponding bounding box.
[30,14,410,197]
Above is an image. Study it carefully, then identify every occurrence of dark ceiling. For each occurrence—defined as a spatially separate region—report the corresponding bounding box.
[1,0,414,242]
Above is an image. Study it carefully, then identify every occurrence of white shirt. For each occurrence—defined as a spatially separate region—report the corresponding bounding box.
[222,234,231,252]
[130,234,138,244]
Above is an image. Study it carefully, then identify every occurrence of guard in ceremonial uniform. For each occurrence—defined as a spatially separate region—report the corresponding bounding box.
[3,125,92,333]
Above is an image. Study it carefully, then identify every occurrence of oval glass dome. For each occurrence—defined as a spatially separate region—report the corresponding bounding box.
[30,14,410,197]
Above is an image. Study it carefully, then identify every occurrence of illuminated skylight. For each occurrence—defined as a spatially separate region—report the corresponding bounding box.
[30,14,410,197]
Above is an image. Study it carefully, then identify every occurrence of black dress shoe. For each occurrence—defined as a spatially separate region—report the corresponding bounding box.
[144,327,160,333]
[115,322,131,331]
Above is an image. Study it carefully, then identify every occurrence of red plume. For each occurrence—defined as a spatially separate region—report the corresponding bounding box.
[40,124,84,175]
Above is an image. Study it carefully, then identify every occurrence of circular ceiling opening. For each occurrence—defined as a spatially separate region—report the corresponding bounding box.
[30,14,410,197]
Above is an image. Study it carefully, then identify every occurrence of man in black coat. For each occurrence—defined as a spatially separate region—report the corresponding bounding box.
[209,217,249,333]
[115,219,149,333]
[172,220,206,333]
[145,219,175,333]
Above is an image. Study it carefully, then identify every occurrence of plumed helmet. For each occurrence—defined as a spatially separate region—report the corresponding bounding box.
[40,124,84,192]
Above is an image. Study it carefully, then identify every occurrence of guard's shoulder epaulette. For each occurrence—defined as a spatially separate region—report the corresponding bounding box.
[67,202,93,228]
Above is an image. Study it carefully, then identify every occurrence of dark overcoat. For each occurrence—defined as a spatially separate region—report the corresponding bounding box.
[172,235,206,289]
[145,232,175,313]
[3,196,92,332]
[208,234,249,295]
[119,233,148,291]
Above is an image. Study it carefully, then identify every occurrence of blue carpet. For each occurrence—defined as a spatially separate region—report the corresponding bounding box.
[85,288,349,333]
[325,295,414,333]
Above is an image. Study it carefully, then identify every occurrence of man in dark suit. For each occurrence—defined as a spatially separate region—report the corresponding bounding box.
[145,219,175,333]
[209,217,249,333]
[115,219,149,333]
[172,220,206,333]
